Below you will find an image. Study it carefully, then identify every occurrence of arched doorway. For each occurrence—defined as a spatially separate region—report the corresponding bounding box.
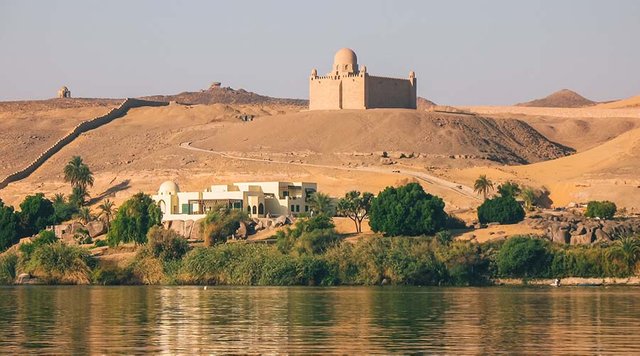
[258,203,264,215]
[252,205,257,214]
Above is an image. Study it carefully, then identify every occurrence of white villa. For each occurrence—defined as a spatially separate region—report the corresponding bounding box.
[152,181,318,221]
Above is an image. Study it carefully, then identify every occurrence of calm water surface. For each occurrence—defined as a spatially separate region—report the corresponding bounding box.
[0,286,638,354]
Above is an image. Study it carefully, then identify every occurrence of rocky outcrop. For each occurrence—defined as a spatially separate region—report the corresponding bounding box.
[525,212,640,245]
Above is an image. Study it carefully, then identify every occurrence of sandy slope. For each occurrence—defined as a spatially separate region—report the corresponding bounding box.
[594,95,640,109]
[1,98,639,214]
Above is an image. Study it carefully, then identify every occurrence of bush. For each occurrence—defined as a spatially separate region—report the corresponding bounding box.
[276,215,338,255]
[585,201,617,220]
[0,252,18,284]
[201,207,247,246]
[477,195,525,224]
[94,239,108,248]
[369,183,447,236]
[495,236,550,278]
[146,226,190,261]
[107,193,162,246]
[21,242,93,284]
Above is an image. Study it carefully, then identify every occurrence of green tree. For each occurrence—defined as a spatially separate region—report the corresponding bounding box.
[336,191,374,233]
[63,156,94,190]
[97,199,116,229]
[496,236,550,278]
[308,192,335,217]
[52,193,76,222]
[18,193,55,236]
[477,195,525,224]
[497,181,521,198]
[473,175,494,200]
[369,183,447,236]
[201,206,247,246]
[69,185,89,208]
[107,193,162,246]
[606,236,640,275]
[75,207,93,225]
[585,201,617,220]
[0,200,20,252]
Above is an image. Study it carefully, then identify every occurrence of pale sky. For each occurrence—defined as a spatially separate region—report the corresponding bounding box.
[1,0,639,105]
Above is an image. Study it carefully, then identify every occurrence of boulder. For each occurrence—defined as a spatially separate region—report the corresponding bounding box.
[274,215,290,227]
[86,221,106,238]
[236,221,248,239]
[594,228,611,242]
[571,232,594,245]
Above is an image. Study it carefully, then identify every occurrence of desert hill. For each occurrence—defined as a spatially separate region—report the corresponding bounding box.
[516,89,595,108]
[193,109,573,165]
[143,84,307,107]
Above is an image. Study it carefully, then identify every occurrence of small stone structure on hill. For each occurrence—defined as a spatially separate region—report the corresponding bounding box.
[309,48,417,110]
[58,86,71,98]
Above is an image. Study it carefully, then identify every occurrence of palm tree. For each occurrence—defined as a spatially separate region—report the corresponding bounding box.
[75,207,93,225]
[64,156,94,190]
[474,175,494,200]
[309,192,335,217]
[53,193,66,205]
[69,185,90,208]
[607,235,640,274]
[98,199,116,229]
[520,187,536,211]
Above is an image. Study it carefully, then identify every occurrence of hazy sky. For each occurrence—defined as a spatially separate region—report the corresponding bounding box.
[1,0,639,105]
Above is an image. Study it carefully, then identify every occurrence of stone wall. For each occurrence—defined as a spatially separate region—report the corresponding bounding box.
[366,75,416,109]
[0,98,168,190]
[309,77,341,110]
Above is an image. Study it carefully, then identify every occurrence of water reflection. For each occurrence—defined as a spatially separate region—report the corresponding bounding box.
[0,286,639,354]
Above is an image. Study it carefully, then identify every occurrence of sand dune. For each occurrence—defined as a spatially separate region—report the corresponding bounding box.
[594,95,640,109]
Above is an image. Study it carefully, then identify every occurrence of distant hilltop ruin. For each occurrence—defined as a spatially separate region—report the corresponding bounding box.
[309,48,417,110]
[57,86,71,98]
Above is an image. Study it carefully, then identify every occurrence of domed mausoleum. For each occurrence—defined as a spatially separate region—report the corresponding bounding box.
[309,48,416,110]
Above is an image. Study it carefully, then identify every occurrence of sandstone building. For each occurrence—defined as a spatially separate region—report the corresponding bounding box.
[309,48,417,110]
[152,180,318,221]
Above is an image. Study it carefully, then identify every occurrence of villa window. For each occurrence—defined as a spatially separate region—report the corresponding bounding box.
[305,205,309,212]
[252,206,257,214]
[258,203,264,215]
[296,205,300,212]
[291,205,295,212]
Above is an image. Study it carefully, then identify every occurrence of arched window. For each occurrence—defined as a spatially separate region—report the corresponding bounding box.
[252,205,257,214]
[158,200,166,214]
[247,206,251,213]
[258,203,264,215]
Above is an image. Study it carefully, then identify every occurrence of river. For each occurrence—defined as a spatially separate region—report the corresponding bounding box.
[0,286,638,354]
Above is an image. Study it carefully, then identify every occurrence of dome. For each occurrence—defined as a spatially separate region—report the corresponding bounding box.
[333,48,357,66]
[158,180,179,194]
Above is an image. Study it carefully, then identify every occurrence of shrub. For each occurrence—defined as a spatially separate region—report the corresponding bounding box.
[94,239,108,248]
[276,215,338,255]
[107,193,162,246]
[201,207,247,246]
[146,226,190,261]
[477,195,525,224]
[495,236,550,277]
[585,201,617,220]
[497,181,521,198]
[444,241,491,285]
[22,242,93,284]
[0,252,18,284]
[369,183,447,236]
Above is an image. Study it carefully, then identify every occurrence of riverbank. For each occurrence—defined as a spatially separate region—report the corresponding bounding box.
[496,277,640,286]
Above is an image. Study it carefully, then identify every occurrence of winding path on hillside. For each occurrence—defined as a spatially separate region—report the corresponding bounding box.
[179,141,481,202]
